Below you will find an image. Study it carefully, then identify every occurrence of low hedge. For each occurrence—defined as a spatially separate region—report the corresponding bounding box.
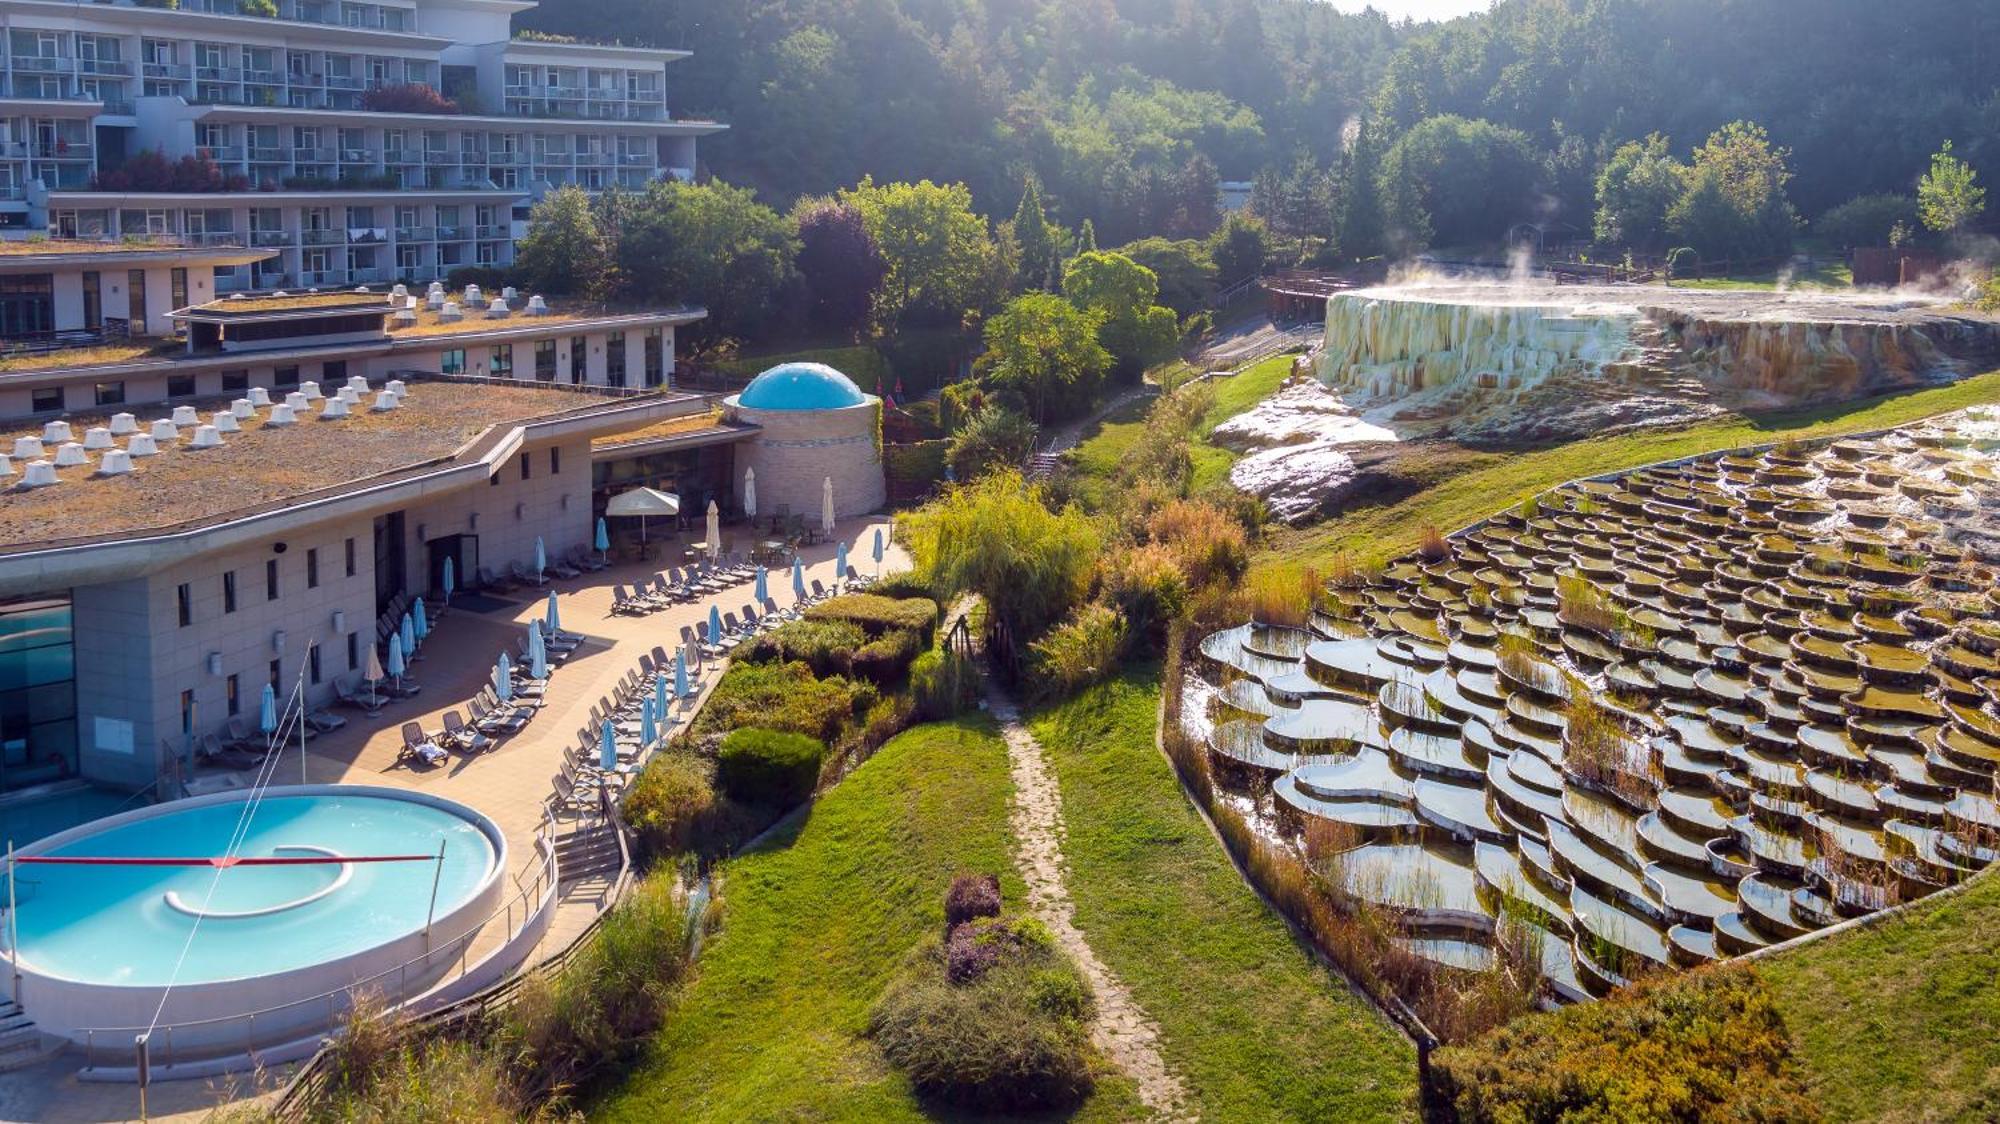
[851,627,923,686]
[716,727,826,809]
[621,753,716,860]
[737,619,867,678]
[691,660,870,744]
[805,593,941,646]
[911,649,980,720]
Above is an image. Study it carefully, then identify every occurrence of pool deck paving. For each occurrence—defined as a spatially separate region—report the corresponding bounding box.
[0,516,906,1123]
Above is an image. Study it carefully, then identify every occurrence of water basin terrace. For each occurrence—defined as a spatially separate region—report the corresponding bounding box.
[1188,407,2000,999]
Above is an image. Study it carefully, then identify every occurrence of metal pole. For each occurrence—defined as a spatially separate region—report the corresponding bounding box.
[423,837,447,952]
[135,1032,150,1122]
[6,841,18,1006]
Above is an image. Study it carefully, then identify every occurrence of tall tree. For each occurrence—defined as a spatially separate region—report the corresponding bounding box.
[839,177,1003,329]
[1378,114,1541,252]
[1334,119,1388,260]
[616,179,799,344]
[1667,120,1797,258]
[1593,134,1684,249]
[792,198,886,336]
[515,186,611,298]
[1062,251,1180,378]
[1208,212,1270,286]
[1919,140,1986,236]
[1011,177,1062,291]
[978,293,1110,424]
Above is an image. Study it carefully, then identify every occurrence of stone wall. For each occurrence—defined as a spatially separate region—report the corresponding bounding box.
[730,397,886,521]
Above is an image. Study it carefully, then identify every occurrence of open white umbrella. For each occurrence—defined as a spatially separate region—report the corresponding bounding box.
[604,486,680,552]
[743,466,757,523]
[705,500,721,561]
[364,643,385,707]
[821,476,836,536]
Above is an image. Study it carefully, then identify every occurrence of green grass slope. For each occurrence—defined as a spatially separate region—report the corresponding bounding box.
[592,717,1143,1122]
[1029,670,1418,1121]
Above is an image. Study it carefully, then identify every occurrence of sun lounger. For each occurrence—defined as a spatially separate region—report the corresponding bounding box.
[397,721,448,768]
[441,710,494,753]
[334,675,388,714]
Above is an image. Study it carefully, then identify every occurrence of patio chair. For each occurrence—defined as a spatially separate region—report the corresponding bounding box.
[221,714,265,752]
[549,554,581,580]
[511,560,547,587]
[695,621,726,661]
[197,732,265,771]
[441,710,494,754]
[397,721,448,768]
[570,545,608,573]
[304,708,347,734]
[809,578,829,602]
[476,566,517,593]
[470,695,531,734]
[333,675,388,714]
[380,673,422,700]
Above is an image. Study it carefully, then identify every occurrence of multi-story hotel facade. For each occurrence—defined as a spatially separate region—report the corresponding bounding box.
[1,0,721,288]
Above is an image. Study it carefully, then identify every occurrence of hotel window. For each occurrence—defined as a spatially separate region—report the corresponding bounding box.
[306,548,320,589]
[226,674,240,716]
[309,643,322,685]
[520,455,531,481]
[265,558,279,601]
[323,360,346,382]
[170,267,188,312]
[347,632,359,671]
[30,388,62,414]
[344,537,356,577]
[535,338,556,381]
[491,345,514,378]
[605,332,626,387]
[441,349,465,376]
[223,571,237,613]
[166,374,196,398]
[128,269,147,329]
[644,329,664,387]
[81,271,101,329]
[568,336,585,383]
[176,583,192,627]
[181,690,195,738]
[275,365,299,388]
[222,370,248,392]
[95,382,125,406]
[549,447,560,475]
[269,658,281,689]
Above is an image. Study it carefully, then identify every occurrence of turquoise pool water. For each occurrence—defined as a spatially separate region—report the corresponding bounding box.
[10,793,497,986]
[0,785,136,848]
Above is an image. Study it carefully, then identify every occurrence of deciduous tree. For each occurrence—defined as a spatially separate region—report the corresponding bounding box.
[515,186,611,298]
[1919,140,1985,236]
[977,292,1109,424]
[792,198,886,336]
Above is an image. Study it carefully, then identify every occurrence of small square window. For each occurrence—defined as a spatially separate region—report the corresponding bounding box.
[222,370,249,393]
[95,381,126,406]
[274,366,300,388]
[265,558,280,600]
[30,387,62,413]
[166,374,196,398]
[176,582,192,627]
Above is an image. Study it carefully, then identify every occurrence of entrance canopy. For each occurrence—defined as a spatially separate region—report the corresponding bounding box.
[604,486,681,518]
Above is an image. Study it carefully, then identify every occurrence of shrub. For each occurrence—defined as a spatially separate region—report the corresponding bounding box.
[715,727,826,808]
[691,660,863,744]
[1431,965,1821,1122]
[1243,563,1319,628]
[900,471,1102,649]
[1028,603,1126,700]
[737,618,867,678]
[910,648,980,719]
[947,404,1039,479]
[804,593,941,645]
[621,753,715,860]
[944,873,1002,927]
[1145,499,1249,588]
[359,82,461,115]
[850,626,923,686]
[1099,542,1188,642]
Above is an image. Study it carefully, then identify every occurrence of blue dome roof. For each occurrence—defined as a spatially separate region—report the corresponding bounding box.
[738,362,868,411]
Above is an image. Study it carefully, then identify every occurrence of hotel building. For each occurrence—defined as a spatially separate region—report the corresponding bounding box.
[0,0,722,289]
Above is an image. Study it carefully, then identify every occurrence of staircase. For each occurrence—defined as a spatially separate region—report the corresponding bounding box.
[0,998,50,1074]
[552,823,624,884]
[1026,451,1064,480]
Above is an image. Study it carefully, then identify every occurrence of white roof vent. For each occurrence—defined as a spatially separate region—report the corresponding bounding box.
[171,405,200,427]
[0,454,13,479]
[372,390,402,411]
[427,280,444,294]
[97,449,134,476]
[108,412,140,435]
[188,424,223,449]
[336,386,361,405]
[393,308,418,327]
[127,433,160,456]
[299,380,322,401]
[82,427,114,450]
[391,283,409,299]
[52,442,88,468]
[345,375,370,393]
[11,437,45,460]
[463,284,483,304]
[386,379,408,397]
[440,301,462,322]
[20,460,58,488]
[321,397,351,419]
[267,403,297,426]
[246,387,272,407]
[150,419,179,442]
[42,420,73,444]
[284,392,309,411]
[527,295,549,316]
[231,398,256,419]
[425,291,445,310]
[213,410,242,433]
[485,298,510,319]
[271,290,289,298]
[501,285,517,301]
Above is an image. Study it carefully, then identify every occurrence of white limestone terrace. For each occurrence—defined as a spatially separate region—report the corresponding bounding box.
[0,380,709,567]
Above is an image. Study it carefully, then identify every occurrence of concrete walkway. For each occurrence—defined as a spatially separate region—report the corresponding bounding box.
[0,517,906,1123]
[984,684,1191,1120]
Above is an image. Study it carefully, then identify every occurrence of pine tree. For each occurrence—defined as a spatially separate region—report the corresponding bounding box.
[1077,218,1097,253]
[1333,119,1386,261]
[1011,176,1060,291]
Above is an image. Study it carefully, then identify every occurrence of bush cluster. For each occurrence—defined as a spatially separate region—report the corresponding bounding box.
[804,593,941,645]
[620,752,716,860]
[737,618,868,678]
[850,627,923,686]
[870,879,1095,1113]
[691,660,867,744]
[911,648,981,720]
[716,727,826,809]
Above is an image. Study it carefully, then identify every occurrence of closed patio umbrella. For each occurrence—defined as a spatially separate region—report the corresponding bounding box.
[641,693,657,748]
[544,590,562,633]
[791,555,806,600]
[494,652,514,702]
[413,597,429,641]
[675,647,690,703]
[386,633,406,688]
[594,516,610,559]
[600,718,618,772]
[708,603,724,646]
[654,670,670,711]
[835,540,848,585]
[441,556,456,607]
[706,499,720,561]
[754,565,768,603]
[743,466,757,523]
[400,612,417,657]
[527,620,548,681]
[872,527,885,576]
[821,476,836,535]
[259,682,278,740]
[534,536,547,584]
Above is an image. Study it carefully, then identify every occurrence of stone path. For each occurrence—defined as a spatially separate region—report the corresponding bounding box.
[983,685,1192,1120]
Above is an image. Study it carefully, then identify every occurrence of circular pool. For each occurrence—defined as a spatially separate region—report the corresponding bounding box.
[6,785,506,1053]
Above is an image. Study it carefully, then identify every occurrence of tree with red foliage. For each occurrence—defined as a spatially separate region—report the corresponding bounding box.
[91,149,247,193]
[359,83,461,115]
[792,198,886,337]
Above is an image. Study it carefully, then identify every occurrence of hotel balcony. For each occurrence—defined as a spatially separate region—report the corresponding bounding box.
[475,224,509,239]
[395,225,436,241]
[301,228,345,246]
[196,65,243,83]
[144,62,192,81]
[250,146,288,163]
[9,55,67,74]
[251,230,293,247]
[78,58,132,77]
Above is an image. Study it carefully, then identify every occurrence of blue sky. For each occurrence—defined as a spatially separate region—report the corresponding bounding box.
[1326,0,1496,21]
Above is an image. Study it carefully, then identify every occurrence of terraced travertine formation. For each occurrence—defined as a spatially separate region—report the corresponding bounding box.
[1188,408,2000,1001]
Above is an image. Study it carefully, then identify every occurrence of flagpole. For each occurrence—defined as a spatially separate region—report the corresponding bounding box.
[7,841,19,1006]
[423,838,447,952]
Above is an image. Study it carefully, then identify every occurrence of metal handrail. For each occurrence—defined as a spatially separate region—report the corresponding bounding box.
[68,830,557,1071]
